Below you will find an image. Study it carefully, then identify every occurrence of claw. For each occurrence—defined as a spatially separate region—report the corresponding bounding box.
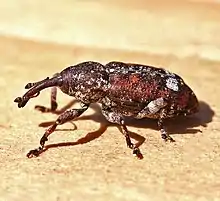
[168,137,175,142]
[35,105,47,112]
[162,134,175,142]
[26,147,43,158]
[133,147,143,159]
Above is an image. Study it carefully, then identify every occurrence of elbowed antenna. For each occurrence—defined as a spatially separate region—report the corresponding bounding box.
[14,75,63,108]
[25,77,50,89]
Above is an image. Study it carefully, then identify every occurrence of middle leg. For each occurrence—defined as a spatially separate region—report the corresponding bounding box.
[101,108,143,158]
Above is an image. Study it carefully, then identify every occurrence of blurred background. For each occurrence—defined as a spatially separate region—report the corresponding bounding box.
[1,1,220,201]
[1,0,220,61]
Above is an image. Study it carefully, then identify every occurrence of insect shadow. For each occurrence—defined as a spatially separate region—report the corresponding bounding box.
[37,100,214,155]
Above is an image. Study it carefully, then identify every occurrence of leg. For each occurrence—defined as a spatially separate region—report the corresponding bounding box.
[33,73,62,113]
[158,109,175,142]
[35,86,58,113]
[35,87,77,115]
[136,97,167,119]
[27,103,89,158]
[102,108,143,159]
[136,98,174,142]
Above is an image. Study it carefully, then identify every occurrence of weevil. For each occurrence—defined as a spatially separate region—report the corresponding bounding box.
[14,61,199,159]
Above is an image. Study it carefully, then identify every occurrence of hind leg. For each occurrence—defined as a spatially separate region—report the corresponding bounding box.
[158,109,175,142]
[101,107,143,159]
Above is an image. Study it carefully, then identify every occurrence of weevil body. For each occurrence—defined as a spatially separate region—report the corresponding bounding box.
[14,61,199,158]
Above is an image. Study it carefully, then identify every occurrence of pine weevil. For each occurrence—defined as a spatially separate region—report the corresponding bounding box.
[14,61,199,159]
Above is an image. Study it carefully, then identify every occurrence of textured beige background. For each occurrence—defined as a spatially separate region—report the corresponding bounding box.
[0,1,220,201]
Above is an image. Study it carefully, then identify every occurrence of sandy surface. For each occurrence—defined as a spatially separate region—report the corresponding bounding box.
[0,1,220,201]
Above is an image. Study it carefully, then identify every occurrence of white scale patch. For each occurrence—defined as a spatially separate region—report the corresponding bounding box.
[147,97,165,114]
[166,77,179,91]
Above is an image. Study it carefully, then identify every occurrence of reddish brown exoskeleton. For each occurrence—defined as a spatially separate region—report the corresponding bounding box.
[14,61,199,159]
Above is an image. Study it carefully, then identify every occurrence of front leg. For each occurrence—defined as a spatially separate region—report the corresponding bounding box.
[27,103,89,158]
[101,107,143,159]
[35,86,58,113]
[34,74,60,113]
